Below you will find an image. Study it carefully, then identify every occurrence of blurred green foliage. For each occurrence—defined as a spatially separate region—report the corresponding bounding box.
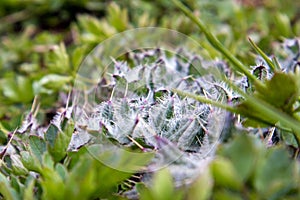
[1,0,300,199]
[1,0,299,107]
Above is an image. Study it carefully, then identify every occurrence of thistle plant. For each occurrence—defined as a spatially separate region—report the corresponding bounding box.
[71,47,231,197]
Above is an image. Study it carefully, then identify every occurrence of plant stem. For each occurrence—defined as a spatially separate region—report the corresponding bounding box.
[172,88,237,113]
[172,0,265,89]
[224,78,300,139]
[248,37,278,71]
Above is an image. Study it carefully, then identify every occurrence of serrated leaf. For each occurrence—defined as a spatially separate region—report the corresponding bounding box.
[20,151,41,172]
[29,135,46,162]
[46,43,70,73]
[45,124,59,148]
[255,72,298,113]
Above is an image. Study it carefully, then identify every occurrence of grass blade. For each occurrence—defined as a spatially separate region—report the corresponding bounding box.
[172,0,264,88]
[172,88,237,113]
[248,37,278,71]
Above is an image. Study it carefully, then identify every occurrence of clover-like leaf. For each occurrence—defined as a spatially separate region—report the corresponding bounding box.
[28,135,46,163]
[45,123,71,162]
[254,72,299,113]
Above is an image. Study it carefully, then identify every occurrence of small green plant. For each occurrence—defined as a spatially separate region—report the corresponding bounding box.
[0,101,135,199]
[172,0,300,148]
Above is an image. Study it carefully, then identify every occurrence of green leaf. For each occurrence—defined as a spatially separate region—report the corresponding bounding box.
[210,157,243,191]
[280,129,299,147]
[55,163,68,181]
[33,74,72,94]
[20,151,42,172]
[71,46,88,72]
[274,13,293,38]
[254,72,299,113]
[214,189,243,200]
[46,43,70,74]
[2,75,34,103]
[137,168,183,200]
[40,167,65,200]
[187,168,213,200]
[10,155,28,176]
[248,38,277,71]
[136,183,155,200]
[253,148,297,198]
[42,152,54,169]
[45,122,72,162]
[23,178,35,200]
[107,2,129,32]
[64,157,97,199]
[65,148,132,199]
[88,144,154,173]
[45,124,59,148]
[0,172,20,200]
[217,134,257,181]
[77,14,116,43]
[152,168,174,200]
[50,133,70,162]
[226,77,300,136]
[28,135,46,162]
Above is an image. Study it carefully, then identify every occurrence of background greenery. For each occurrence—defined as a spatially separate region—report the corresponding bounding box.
[1,0,300,199]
